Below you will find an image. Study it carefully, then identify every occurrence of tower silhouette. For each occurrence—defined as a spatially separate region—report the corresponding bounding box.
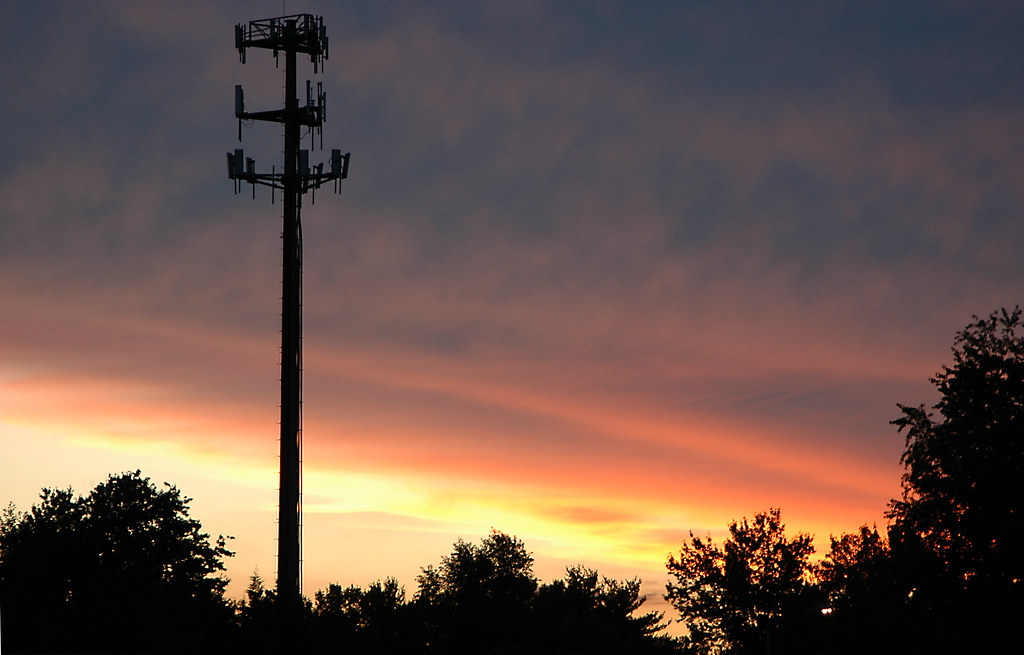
[227,14,350,608]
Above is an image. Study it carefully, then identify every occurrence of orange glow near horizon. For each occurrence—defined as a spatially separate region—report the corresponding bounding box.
[1,356,897,608]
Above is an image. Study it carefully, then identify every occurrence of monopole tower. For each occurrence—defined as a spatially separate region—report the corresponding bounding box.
[227,14,350,608]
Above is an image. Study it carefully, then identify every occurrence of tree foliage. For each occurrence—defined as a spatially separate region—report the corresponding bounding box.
[300,530,675,654]
[411,530,538,653]
[0,471,234,653]
[407,530,673,654]
[665,508,817,654]
[818,525,893,611]
[2,491,674,655]
[886,307,1024,645]
[534,565,670,654]
[310,577,409,653]
[815,525,910,651]
[889,308,1024,588]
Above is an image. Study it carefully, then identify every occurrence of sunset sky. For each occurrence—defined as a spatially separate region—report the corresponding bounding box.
[2,1,1023,623]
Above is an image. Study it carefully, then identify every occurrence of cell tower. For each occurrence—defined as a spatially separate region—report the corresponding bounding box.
[227,14,350,608]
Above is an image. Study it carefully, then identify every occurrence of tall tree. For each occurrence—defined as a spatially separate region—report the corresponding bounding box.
[665,508,818,654]
[887,307,1024,644]
[0,471,234,653]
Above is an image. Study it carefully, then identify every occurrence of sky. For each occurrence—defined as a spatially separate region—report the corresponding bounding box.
[2,0,1023,626]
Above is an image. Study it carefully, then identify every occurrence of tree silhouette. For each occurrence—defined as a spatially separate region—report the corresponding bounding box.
[399,530,675,654]
[818,525,894,611]
[3,474,678,653]
[0,471,234,653]
[235,569,295,653]
[887,307,1024,648]
[534,565,672,654]
[412,529,538,653]
[816,525,907,652]
[311,578,409,654]
[665,508,818,654]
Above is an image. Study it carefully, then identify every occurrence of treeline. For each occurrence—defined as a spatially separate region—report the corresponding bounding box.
[0,474,669,654]
[239,530,673,654]
[663,308,1024,653]
[1,308,1021,654]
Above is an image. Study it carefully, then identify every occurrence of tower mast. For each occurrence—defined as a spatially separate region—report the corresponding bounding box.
[227,14,350,608]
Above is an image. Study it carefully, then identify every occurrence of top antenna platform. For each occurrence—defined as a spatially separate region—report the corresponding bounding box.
[235,14,328,71]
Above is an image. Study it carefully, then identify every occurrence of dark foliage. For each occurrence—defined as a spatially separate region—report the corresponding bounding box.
[1,481,676,655]
[886,307,1024,649]
[818,526,896,614]
[299,530,675,654]
[659,309,1024,653]
[411,530,538,653]
[309,577,412,654]
[665,508,820,654]
[533,565,672,654]
[816,525,910,653]
[0,471,234,653]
